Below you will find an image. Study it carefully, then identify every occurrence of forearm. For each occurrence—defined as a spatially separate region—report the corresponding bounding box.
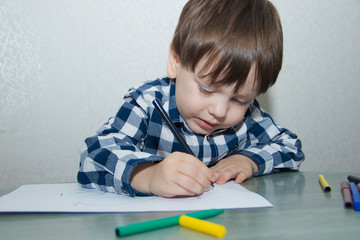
[237,129,304,175]
[240,100,305,175]
[130,162,156,194]
[78,95,158,196]
[77,132,163,196]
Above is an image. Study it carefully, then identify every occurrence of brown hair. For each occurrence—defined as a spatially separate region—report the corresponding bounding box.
[171,0,283,94]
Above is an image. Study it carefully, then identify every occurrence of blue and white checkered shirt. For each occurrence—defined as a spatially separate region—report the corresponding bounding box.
[77,77,304,196]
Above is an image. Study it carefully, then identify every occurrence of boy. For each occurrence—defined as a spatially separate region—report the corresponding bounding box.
[77,0,304,197]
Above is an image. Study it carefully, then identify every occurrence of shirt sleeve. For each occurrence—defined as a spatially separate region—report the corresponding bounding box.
[235,100,305,176]
[77,96,163,197]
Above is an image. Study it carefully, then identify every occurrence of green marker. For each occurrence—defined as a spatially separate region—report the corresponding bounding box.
[115,209,225,237]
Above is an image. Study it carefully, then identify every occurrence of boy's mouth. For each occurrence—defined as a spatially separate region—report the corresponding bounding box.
[196,118,219,131]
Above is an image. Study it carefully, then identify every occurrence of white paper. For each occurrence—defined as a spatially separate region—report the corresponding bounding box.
[0,181,272,213]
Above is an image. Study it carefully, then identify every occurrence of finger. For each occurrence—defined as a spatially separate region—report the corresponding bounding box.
[177,154,215,187]
[234,171,251,184]
[158,185,197,198]
[215,169,236,185]
[200,166,216,186]
[210,163,225,172]
[147,155,200,197]
[210,163,230,179]
[176,161,213,189]
[150,174,201,198]
[234,172,247,184]
[172,174,205,196]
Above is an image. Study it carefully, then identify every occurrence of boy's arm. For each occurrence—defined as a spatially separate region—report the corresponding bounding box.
[212,100,304,184]
[77,97,162,197]
[236,99,305,176]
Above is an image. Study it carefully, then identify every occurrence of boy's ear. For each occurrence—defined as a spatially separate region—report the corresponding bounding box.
[167,45,180,79]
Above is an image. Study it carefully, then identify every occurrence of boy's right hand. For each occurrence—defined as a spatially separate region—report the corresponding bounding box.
[130,152,215,198]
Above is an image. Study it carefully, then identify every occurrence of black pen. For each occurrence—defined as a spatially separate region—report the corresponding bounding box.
[152,99,194,155]
[348,175,360,184]
[152,99,214,187]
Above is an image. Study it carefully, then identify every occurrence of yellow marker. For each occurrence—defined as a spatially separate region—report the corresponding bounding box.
[179,215,226,238]
[318,174,332,192]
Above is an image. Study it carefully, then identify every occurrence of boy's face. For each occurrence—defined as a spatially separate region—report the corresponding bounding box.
[168,49,258,135]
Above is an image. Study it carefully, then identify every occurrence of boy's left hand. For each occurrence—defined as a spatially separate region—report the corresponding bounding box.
[210,154,259,184]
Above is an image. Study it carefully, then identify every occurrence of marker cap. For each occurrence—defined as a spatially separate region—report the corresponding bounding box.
[179,215,226,238]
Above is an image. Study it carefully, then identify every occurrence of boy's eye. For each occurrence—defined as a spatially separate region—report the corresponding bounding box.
[232,98,249,106]
[199,85,214,95]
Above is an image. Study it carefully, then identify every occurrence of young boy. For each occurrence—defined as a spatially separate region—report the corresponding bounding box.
[77,0,304,197]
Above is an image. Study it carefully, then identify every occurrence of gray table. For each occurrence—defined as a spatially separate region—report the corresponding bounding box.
[0,172,359,239]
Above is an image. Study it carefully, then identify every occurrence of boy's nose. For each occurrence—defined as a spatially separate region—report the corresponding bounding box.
[208,98,228,120]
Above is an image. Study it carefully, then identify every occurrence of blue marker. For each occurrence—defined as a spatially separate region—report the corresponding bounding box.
[349,182,360,211]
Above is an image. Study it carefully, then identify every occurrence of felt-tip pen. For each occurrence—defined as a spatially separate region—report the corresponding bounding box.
[349,182,360,211]
[152,99,214,187]
[318,174,332,192]
[153,99,194,155]
[347,175,360,184]
[340,181,353,209]
[115,209,225,237]
[179,215,227,238]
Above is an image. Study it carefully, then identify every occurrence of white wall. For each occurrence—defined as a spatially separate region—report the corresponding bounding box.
[0,0,359,188]
[263,0,360,173]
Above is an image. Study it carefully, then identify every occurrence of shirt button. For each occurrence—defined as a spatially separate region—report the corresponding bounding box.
[206,135,211,142]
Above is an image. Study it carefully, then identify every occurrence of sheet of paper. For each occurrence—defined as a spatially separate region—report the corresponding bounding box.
[0,181,272,213]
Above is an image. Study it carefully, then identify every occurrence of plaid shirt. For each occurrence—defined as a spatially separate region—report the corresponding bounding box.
[77,77,304,197]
